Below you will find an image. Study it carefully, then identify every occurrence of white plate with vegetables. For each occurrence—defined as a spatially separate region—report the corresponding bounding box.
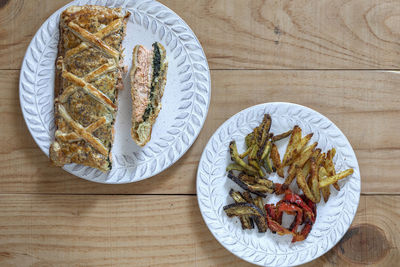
[197,102,360,266]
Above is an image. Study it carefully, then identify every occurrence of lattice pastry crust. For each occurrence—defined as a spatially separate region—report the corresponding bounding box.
[49,5,130,172]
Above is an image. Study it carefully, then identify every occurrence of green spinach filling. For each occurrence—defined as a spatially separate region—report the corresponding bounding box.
[142,43,162,121]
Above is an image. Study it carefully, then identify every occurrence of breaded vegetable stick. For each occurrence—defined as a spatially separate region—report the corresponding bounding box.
[319,169,354,188]
[319,167,330,202]
[229,141,259,175]
[309,158,321,203]
[271,144,284,177]
[296,167,317,203]
[272,129,293,142]
[325,148,340,191]
[282,126,302,166]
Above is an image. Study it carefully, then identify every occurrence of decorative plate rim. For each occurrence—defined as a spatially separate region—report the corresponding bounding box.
[19,0,211,184]
[196,102,361,267]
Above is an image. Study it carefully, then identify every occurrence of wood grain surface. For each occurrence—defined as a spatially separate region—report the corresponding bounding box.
[1,0,399,266]
[1,0,400,69]
[0,195,398,267]
[1,69,399,194]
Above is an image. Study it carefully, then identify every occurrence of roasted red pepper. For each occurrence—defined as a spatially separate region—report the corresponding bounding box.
[265,204,277,221]
[284,190,315,223]
[291,223,312,243]
[266,214,294,237]
[263,188,316,242]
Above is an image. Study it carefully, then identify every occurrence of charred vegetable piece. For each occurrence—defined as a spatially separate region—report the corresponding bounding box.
[241,191,254,204]
[319,169,354,188]
[229,141,258,175]
[223,203,265,218]
[227,171,267,197]
[256,114,271,147]
[240,190,268,233]
[254,196,265,214]
[272,129,293,142]
[229,190,254,230]
[238,172,256,184]
[223,203,267,233]
[255,176,274,188]
[253,198,268,233]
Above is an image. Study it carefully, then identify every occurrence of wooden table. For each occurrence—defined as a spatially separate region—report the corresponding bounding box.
[1,0,399,266]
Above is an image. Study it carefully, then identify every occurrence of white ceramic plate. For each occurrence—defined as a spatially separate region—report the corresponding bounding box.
[19,0,211,183]
[197,102,360,267]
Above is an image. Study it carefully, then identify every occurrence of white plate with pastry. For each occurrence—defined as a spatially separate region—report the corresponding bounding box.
[19,0,211,183]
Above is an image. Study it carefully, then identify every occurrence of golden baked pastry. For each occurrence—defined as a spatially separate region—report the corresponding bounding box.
[130,42,168,146]
[49,5,130,172]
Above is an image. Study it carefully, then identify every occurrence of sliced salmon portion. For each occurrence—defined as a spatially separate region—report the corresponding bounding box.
[131,45,153,123]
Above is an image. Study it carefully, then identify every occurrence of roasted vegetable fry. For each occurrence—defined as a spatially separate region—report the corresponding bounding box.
[319,169,354,188]
[255,176,274,188]
[254,196,265,213]
[316,152,326,168]
[239,146,252,159]
[238,172,256,183]
[241,191,254,204]
[227,171,272,197]
[310,158,321,203]
[286,133,313,166]
[282,126,302,166]
[226,163,248,173]
[260,140,272,161]
[312,152,325,188]
[270,144,284,177]
[248,144,265,177]
[229,141,258,175]
[223,203,266,219]
[252,196,268,232]
[284,142,318,189]
[301,149,321,179]
[325,148,340,191]
[318,167,331,202]
[229,190,254,229]
[258,114,271,147]
[245,132,254,148]
[272,129,293,142]
[296,167,318,203]
[224,200,267,233]
[264,156,274,174]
